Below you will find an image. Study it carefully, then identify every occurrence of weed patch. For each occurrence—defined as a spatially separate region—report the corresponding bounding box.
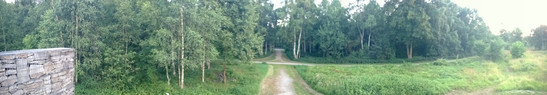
[76,64,269,95]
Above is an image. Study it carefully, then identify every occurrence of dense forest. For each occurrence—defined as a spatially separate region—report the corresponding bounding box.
[1,0,546,92]
[0,0,268,90]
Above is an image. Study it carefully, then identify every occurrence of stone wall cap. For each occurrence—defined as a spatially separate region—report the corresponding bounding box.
[0,48,74,56]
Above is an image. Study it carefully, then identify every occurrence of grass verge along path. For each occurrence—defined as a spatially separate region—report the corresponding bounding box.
[76,64,269,95]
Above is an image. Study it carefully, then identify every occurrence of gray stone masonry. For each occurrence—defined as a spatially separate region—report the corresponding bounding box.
[0,48,74,95]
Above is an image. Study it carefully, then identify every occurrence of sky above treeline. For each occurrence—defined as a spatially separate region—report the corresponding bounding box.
[5,0,547,36]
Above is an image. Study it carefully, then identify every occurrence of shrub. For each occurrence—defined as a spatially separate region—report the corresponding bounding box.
[433,59,448,66]
[510,62,538,72]
[510,41,526,58]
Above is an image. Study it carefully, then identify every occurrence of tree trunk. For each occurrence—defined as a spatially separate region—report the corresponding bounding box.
[3,29,5,51]
[74,10,79,83]
[59,27,64,46]
[410,43,413,59]
[297,29,302,59]
[171,38,176,76]
[406,44,409,59]
[179,7,185,89]
[303,40,306,53]
[166,65,170,85]
[201,42,205,83]
[207,58,210,69]
[172,59,176,76]
[406,43,413,59]
[180,64,184,89]
[201,60,205,82]
[178,63,181,87]
[360,30,364,49]
[223,58,227,84]
[308,41,312,53]
[367,30,371,47]
[293,28,297,59]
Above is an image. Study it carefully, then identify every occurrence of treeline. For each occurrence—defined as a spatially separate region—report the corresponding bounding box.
[527,25,547,50]
[268,0,504,61]
[0,0,273,89]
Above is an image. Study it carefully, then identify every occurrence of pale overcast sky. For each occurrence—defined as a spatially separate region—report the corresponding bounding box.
[5,0,547,36]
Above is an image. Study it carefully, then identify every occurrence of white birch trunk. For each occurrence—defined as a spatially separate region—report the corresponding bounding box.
[179,7,185,89]
[297,29,302,59]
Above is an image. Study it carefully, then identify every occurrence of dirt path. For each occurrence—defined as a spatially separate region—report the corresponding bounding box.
[259,65,322,95]
[258,49,322,95]
[259,65,296,95]
[276,69,294,95]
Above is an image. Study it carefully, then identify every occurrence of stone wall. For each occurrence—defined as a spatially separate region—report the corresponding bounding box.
[0,48,75,95]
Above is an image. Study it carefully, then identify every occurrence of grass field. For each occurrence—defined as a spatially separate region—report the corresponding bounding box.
[75,63,269,95]
[295,50,547,95]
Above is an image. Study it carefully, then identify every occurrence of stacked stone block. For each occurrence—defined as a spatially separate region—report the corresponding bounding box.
[0,48,74,95]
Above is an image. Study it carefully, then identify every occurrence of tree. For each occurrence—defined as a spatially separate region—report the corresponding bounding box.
[145,29,174,85]
[257,0,277,55]
[0,0,15,51]
[531,25,547,50]
[510,41,526,58]
[193,0,224,82]
[363,0,381,48]
[389,0,433,59]
[500,28,523,45]
[316,0,349,58]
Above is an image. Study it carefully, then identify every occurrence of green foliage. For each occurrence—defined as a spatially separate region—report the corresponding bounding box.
[295,60,506,95]
[268,0,496,60]
[102,48,137,89]
[36,9,63,48]
[294,56,434,64]
[472,40,489,56]
[511,41,526,58]
[511,62,538,72]
[509,59,539,72]
[76,64,269,94]
[496,77,547,91]
[0,0,268,92]
[486,38,507,61]
[496,50,547,91]
[432,58,448,66]
[500,28,523,45]
[473,38,507,61]
[529,25,547,50]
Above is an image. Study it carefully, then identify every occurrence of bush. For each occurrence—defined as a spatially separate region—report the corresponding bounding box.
[294,56,434,64]
[497,77,547,91]
[510,41,526,58]
[76,64,269,95]
[474,38,507,62]
[510,61,538,72]
[433,59,448,66]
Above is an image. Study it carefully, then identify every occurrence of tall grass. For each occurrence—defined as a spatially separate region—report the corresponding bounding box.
[495,51,547,91]
[294,56,435,64]
[75,64,269,95]
[295,58,507,95]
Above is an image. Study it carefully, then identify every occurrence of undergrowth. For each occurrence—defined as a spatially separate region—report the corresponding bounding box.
[293,56,435,64]
[295,58,505,95]
[295,50,547,94]
[75,63,269,95]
